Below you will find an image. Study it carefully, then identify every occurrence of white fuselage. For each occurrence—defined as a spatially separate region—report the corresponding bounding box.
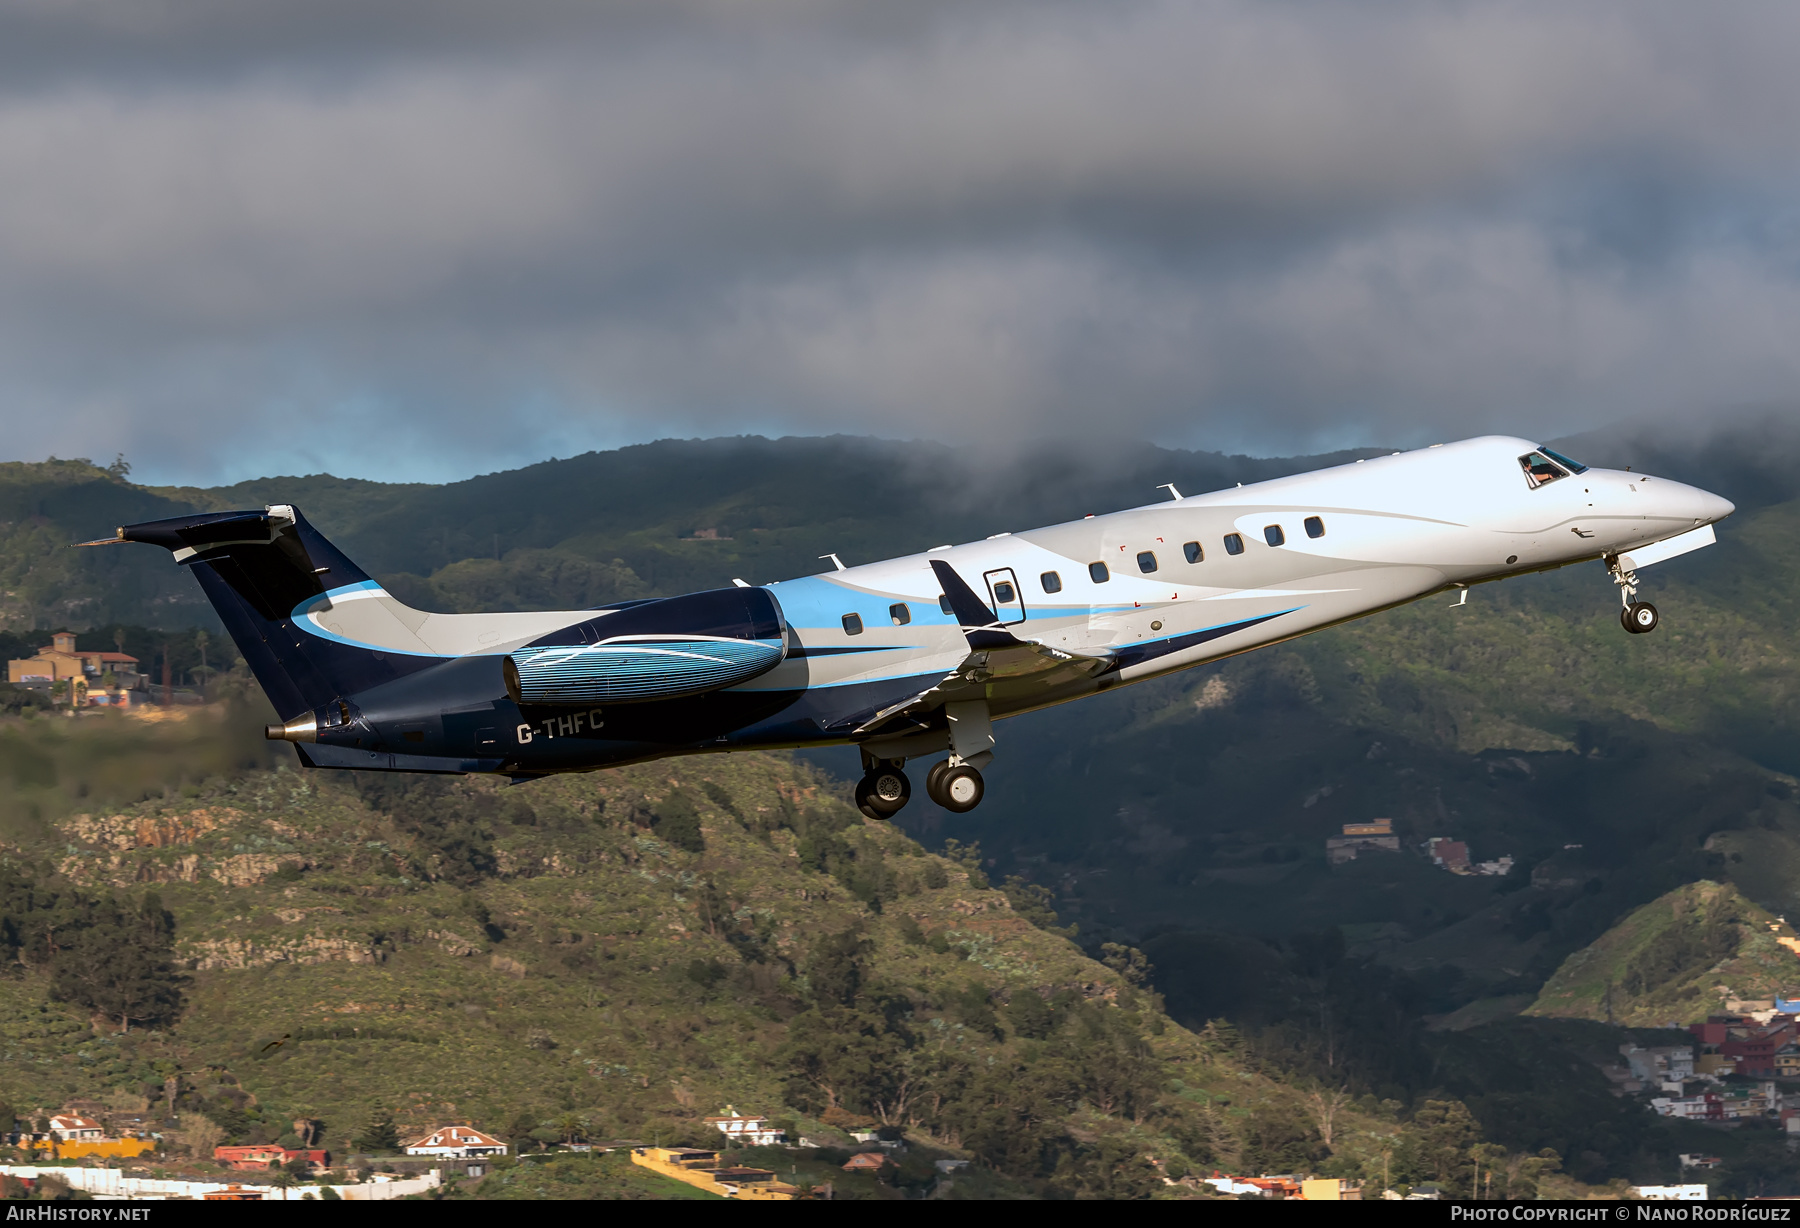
[733,435,1733,745]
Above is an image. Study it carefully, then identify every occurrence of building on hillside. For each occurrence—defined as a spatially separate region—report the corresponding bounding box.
[1300,1178,1363,1201]
[1630,1185,1708,1201]
[1776,1046,1800,1078]
[1471,855,1516,877]
[703,1106,784,1147]
[214,1145,329,1171]
[1424,838,1471,873]
[840,1152,890,1174]
[7,632,142,702]
[1622,1043,1695,1087]
[1325,820,1401,865]
[403,1125,506,1157]
[1650,1083,1779,1122]
[629,1147,805,1200]
[1720,1021,1796,1076]
[1201,1173,1304,1199]
[1679,1154,1723,1170]
[46,1116,103,1142]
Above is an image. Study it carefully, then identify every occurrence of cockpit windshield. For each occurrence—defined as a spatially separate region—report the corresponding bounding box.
[1538,446,1588,474]
[1519,451,1569,488]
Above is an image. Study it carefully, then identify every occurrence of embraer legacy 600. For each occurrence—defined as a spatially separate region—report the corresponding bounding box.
[93,437,1732,819]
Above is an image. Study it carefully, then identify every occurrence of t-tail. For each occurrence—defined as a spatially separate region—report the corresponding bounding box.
[108,505,436,719]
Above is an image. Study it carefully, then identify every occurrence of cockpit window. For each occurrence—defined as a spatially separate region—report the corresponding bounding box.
[1519,451,1570,489]
[1538,446,1588,475]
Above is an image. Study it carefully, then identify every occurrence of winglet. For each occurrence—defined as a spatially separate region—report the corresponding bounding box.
[929,559,1022,649]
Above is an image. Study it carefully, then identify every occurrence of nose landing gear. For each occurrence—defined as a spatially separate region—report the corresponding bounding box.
[1607,554,1660,635]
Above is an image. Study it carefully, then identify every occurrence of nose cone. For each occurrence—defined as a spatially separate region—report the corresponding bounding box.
[1700,489,1736,523]
[1664,479,1735,525]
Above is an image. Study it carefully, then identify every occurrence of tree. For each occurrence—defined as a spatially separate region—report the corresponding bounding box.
[806,927,872,1006]
[1099,943,1152,987]
[270,1169,297,1199]
[192,630,212,701]
[356,1109,401,1154]
[1304,1086,1352,1148]
[48,893,185,1032]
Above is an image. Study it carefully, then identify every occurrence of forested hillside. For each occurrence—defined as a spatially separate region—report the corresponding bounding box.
[0,712,1611,1198]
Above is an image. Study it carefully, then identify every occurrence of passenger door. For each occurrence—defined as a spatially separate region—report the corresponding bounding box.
[983,568,1026,625]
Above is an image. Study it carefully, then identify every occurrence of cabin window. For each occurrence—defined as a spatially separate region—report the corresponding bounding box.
[1519,451,1569,489]
[1223,533,1244,556]
[1264,524,1285,547]
[939,594,954,616]
[1040,570,1063,594]
[1137,551,1158,573]
[1305,516,1325,539]
[1089,561,1110,583]
[1183,541,1203,564]
[993,581,1016,604]
[889,603,911,626]
[842,613,864,636]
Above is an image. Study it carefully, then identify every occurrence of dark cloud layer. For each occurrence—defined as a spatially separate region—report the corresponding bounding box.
[0,0,1797,483]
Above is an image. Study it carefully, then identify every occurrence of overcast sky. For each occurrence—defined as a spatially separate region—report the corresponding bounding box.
[1,0,1797,484]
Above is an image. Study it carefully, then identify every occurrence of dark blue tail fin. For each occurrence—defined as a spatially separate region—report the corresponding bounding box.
[115,505,442,719]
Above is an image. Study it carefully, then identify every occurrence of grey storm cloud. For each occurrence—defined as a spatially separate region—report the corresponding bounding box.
[0,0,1798,482]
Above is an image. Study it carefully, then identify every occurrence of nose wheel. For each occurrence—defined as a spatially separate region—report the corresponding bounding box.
[855,760,911,820]
[1607,555,1661,635]
[926,759,985,813]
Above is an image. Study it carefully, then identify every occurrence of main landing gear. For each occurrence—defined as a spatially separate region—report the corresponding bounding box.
[855,753,989,820]
[856,700,995,820]
[855,759,912,821]
[1607,554,1661,636]
[925,759,985,814]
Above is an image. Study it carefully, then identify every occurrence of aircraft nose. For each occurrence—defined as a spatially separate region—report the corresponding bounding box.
[1653,478,1734,525]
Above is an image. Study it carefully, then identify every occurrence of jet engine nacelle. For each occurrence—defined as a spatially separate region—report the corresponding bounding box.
[503,587,787,705]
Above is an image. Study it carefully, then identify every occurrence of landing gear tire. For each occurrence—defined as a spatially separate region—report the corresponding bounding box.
[855,766,911,820]
[1622,601,1660,635]
[935,764,985,814]
[925,759,952,806]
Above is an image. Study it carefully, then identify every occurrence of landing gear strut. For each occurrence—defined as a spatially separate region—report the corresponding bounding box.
[855,755,911,821]
[1608,555,1661,635]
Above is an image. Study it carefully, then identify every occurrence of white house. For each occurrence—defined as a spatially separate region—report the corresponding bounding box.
[403,1125,507,1157]
[1630,1185,1708,1201]
[702,1107,784,1147]
[46,1115,104,1142]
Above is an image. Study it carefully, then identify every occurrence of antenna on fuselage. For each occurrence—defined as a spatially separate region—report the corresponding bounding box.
[1157,484,1183,501]
[819,554,847,571]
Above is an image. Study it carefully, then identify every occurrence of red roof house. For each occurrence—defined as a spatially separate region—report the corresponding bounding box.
[404,1125,507,1157]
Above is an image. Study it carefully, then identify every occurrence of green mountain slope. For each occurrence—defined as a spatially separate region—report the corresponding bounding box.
[4,730,1528,1198]
[1526,881,1800,1025]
